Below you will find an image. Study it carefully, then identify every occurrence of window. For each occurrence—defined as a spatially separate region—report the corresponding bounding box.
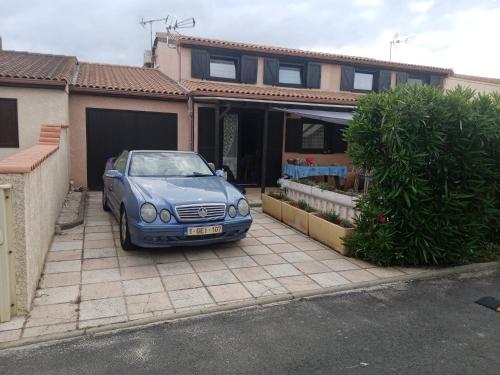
[407,77,424,85]
[209,58,237,80]
[302,123,325,149]
[0,98,19,148]
[353,71,374,91]
[279,65,302,85]
[113,151,129,173]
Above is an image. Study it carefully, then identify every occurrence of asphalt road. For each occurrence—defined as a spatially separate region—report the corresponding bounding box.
[1,270,499,375]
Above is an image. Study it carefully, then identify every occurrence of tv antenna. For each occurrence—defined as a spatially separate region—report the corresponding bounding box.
[389,33,415,61]
[140,16,195,52]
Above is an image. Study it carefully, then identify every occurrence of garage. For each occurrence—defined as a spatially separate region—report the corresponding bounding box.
[86,108,178,190]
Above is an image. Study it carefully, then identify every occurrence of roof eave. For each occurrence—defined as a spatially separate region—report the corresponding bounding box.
[69,86,188,101]
[0,77,67,89]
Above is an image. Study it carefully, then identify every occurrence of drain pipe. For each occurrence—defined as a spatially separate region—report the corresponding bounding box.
[188,96,195,151]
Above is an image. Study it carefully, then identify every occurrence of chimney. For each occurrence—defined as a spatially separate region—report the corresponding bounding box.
[143,49,152,68]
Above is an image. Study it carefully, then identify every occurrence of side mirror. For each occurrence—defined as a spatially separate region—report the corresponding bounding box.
[105,170,123,179]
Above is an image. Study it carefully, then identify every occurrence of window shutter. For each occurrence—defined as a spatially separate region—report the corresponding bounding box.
[241,55,258,84]
[263,58,279,85]
[197,107,216,162]
[340,66,355,91]
[396,72,409,86]
[285,119,302,152]
[0,98,19,148]
[378,70,391,92]
[429,75,443,87]
[191,49,209,79]
[306,62,321,89]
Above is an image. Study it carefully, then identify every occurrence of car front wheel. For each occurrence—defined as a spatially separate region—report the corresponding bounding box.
[120,208,134,251]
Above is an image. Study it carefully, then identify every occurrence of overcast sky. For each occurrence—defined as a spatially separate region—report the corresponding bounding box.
[1,0,499,77]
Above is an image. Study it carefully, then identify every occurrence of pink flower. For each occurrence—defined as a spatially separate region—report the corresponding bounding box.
[377,215,385,223]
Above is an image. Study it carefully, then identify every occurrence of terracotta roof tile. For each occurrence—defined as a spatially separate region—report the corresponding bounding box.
[158,33,452,75]
[71,62,186,98]
[180,79,359,105]
[0,50,77,84]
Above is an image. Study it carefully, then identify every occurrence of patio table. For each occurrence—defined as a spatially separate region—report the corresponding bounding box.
[283,164,348,180]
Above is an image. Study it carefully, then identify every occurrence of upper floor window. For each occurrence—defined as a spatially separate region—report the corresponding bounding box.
[209,57,237,80]
[0,98,19,148]
[353,71,374,91]
[279,65,303,86]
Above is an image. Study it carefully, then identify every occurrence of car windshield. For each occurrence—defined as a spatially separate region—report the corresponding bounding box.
[128,152,214,177]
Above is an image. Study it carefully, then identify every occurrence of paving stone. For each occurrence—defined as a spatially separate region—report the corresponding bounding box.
[50,241,83,252]
[82,268,121,284]
[279,234,309,243]
[264,264,302,278]
[23,322,77,338]
[26,303,77,327]
[157,261,194,276]
[0,316,25,332]
[309,272,351,287]
[122,277,164,296]
[207,283,252,303]
[45,260,81,274]
[278,251,315,263]
[366,267,406,278]
[84,239,116,249]
[191,258,227,272]
[184,249,218,261]
[46,250,82,262]
[83,257,118,270]
[241,245,273,255]
[198,270,238,286]
[339,269,380,282]
[118,255,154,268]
[152,309,175,317]
[84,225,113,233]
[125,292,171,315]
[232,267,272,282]
[53,233,84,242]
[278,275,321,292]
[129,312,154,320]
[306,250,343,261]
[270,228,297,236]
[168,288,214,309]
[250,229,274,237]
[84,248,116,259]
[81,281,123,300]
[40,272,81,288]
[120,265,159,280]
[293,241,325,251]
[154,252,186,264]
[79,315,127,329]
[84,232,114,241]
[348,258,376,269]
[162,274,203,291]
[222,256,258,269]
[79,297,126,320]
[258,236,286,245]
[293,261,331,274]
[252,254,287,266]
[0,330,21,343]
[322,259,360,272]
[34,285,80,305]
[244,279,288,298]
[85,220,111,227]
[267,243,301,253]
[214,246,247,258]
[237,237,261,246]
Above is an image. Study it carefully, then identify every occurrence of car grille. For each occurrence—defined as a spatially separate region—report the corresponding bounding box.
[175,203,226,222]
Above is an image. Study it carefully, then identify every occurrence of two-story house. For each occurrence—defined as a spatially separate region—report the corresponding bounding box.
[153,33,452,190]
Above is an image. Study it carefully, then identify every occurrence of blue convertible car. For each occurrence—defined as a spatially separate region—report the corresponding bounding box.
[102,150,252,250]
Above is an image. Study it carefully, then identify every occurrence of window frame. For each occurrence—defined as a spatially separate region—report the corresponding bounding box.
[208,55,240,83]
[407,74,429,85]
[352,69,377,93]
[286,118,348,155]
[0,98,19,148]
[278,62,305,88]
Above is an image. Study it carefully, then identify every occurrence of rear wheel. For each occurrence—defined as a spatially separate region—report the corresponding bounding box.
[102,188,110,211]
[120,208,134,251]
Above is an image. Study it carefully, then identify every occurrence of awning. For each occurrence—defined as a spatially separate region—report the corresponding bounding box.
[273,107,354,125]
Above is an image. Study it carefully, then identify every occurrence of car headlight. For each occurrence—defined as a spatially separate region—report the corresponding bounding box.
[160,209,171,223]
[237,199,250,216]
[140,203,157,223]
[228,205,237,218]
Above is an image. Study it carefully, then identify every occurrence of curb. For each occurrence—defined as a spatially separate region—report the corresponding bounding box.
[1,260,499,351]
[56,190,87,232]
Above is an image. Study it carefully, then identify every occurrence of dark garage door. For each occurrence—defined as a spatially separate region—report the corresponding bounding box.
[86,108,178,190]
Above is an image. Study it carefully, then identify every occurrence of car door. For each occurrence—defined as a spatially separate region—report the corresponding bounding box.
[107,151,129,214]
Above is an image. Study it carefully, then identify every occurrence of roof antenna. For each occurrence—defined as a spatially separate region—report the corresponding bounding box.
[389,33,415,61]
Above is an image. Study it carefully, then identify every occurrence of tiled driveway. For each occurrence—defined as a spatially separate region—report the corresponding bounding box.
[0,192,423,343]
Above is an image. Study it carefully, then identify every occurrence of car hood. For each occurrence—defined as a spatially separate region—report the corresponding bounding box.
[129,176,244,207]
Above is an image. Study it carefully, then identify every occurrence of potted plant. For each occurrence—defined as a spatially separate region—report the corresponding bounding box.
[309,210,354,255]
[281,199,313,234]
[261,191,287,221]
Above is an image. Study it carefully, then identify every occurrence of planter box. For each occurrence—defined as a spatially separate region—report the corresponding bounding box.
[308,213,354,255]
[261,194,282,221]
[281,201,309,234]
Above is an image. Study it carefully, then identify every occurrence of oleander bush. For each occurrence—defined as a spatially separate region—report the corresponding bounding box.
[344,84,500,266]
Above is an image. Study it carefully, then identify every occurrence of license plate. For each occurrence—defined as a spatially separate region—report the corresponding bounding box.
[184,225,223,236]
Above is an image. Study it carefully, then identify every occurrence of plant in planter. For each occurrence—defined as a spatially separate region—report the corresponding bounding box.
[261,190,288,221]
[281,199,313,234]
[309,210,354,255]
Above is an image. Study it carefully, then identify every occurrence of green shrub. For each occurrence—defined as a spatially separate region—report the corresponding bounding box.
[297,199,313,212]
[319,182,331,191]
[344,85,500,266]
[321,210,339,223]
